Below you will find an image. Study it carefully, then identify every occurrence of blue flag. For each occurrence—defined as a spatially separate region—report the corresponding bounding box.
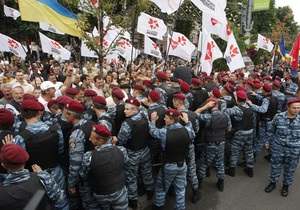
[278,33,286,58]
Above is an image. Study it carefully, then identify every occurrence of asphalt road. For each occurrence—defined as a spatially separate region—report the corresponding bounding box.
[144,148,300,210]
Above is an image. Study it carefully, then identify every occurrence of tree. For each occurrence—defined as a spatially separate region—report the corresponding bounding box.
[61,0,150,74]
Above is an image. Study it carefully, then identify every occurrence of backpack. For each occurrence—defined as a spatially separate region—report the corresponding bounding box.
[260,95,279,121]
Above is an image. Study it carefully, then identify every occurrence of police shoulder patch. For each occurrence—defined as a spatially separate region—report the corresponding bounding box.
[69,141,76,148]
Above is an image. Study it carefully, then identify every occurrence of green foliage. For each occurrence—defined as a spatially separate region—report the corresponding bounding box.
[174,20,193,39]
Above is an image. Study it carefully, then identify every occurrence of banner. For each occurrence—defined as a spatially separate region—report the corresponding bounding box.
[149,0,184,15]
[278,33,286,58]
[0,33,26,59]
[190,0,227,16]
[167,32,196,62]
[224,33,245,72]
[253,0,270,11]
[202,11,231,42]
[257,34,274,52]
[116,39,136,61]
[39,22,65,35]
[39,32,71,60]
[144,36,162,58]
[3,5,20,20]
[289,34,300,71]
[137,12,167,40]
[200,30,223,75]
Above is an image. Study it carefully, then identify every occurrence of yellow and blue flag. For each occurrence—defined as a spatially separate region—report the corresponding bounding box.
[18,0,81,37]
[277,33,286,58]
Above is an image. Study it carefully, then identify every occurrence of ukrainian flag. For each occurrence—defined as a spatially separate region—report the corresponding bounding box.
[19,0,81,37]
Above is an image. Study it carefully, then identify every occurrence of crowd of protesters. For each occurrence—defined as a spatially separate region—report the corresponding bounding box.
[0,46,300,210]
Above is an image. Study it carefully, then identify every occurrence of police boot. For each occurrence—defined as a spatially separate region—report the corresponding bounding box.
[129,199,138,210]
[264,154,272,163]
[198,177,203,190]
[225,167,235,177]
[244,167,253,177]
[217,179,224,192]
[191,189,201,204]
[281,185,289,197]
[265,182,276,193]
[152,204,163,210]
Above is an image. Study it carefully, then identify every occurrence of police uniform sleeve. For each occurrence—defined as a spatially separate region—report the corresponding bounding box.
[117,121,132,146]
[117,146,129,163]
[108,107,116,119]
[12,135,26,150]
[68,129,86,188]
[37,171,68,210]
[56,127,65,155]
[226,113,232,130]
[79,151,99,209]
[149,122,167,150]
[98,119,113,134]
[198,113,212,128]
[251,98,270,113]
[185,121,196,140]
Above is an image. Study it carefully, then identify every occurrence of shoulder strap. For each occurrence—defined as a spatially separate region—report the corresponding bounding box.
[18,129,34,141]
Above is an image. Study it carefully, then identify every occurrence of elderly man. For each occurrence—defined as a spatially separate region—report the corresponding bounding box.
[0,84,13,106]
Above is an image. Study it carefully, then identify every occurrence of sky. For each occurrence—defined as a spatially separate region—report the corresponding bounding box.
[275,0,300,25]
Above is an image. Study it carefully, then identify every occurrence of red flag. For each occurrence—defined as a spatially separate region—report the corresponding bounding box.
[289,34,300,70]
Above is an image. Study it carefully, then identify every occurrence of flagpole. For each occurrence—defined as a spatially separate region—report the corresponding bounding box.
[129,0,138,83]
[163,0,183,72]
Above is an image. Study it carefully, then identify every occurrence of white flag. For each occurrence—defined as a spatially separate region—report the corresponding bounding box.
[200,30,223,75]
[224,33,245,72]
[0,33,26,59]
[167,32,196,62]
[81,33,98,58]
[116,39,136,61]
[202,11,231,42]
[3,5,20,20]
[39,32,71,60]
[144,36,162,59]
[137,12,167,40]
[149,0,184,15]
[39,22,65,35]
[190,0,227,15]
[257,34,274,52]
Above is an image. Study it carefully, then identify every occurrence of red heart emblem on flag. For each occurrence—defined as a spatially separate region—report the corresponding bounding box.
[226,24,231,36]
[148,18,159,29]
[169,38,178,50]
[230,44,239,57]
[152,43,158,50]
[51,41,61,49]
[211,18,219,26]
[8,39,18,49]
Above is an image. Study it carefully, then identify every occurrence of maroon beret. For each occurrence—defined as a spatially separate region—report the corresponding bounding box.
[156,72,168,80]
[253,83,262,89]
[112,87,125,99]
[142,80,152,85]
[180,82,190,93]
[47,100,58,109]
[65,100,85,113]
[205,98,218,104]
[204,76,212,80]
[92,125,111,137]
[236,86,246,92]
[263,84,272,93]
[57,96,73,105]
[21,99,41,111]
[165,109,180,117]
[223,85,233,93]
[236,90,247,100]
[252,72,260,77]
[244,80,254,87]
[0,108,14,127]
[125,98,140,107]
[173,93,186,101]
[66,87,79,95]
[212,87,220,98]
[0,144,29,164]
[93,96,107,105]
[272,81,281,88]
[253,79,260,84]
[201,72,207,76]
[284,75,291,80]
[275,76,282,81]
[84,89,97,97]
[191,78,202,86]
[23,93,38,101]
[36,102,45,111]
[133,84,145,91]
[149,90,160,102]
[228,79,235,85]
[287,98,300,105]
[264,76,273,82]
[239,72,245,77]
